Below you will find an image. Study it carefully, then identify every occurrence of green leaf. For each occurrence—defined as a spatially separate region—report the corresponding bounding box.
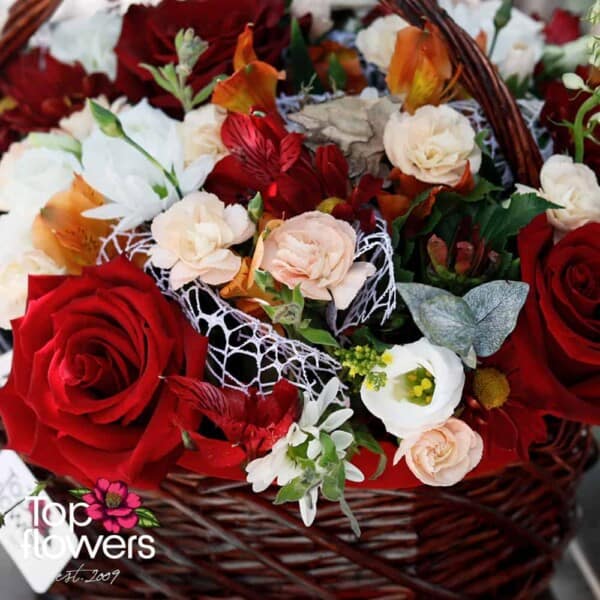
[391,188,432,241]
[191,74,227,107]
[254,269,276,294]
[476,192,560,250]
[339,496,361,537]
[135,507,160,528]
[69,488,92,499]
[328,53,347,91]
[318,431,340,467]
[321,463,344,502]
[140,63,176,94]
[463,280,529,357]
[292,285,305,312]
[354,430,388,480]
[274,477,313,504]
[298,327,339,347]
[247,192,264,224]
[289,18,324,94]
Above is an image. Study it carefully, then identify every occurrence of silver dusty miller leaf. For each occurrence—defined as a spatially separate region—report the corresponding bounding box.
[397,281,529,367]
[288,94,399,178]
[463,281,529,357]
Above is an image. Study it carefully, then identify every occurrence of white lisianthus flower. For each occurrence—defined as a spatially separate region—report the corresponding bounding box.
[517,155,600,241]
[290,0,333,40]
[355,15,409,73]
[438,0,544,79]
[393,418,483,487]
[47,11,122,80]
[149,192,255,289]
[361,338,465,438]
[180,104,228,167]
[0,143,80,213]
[82,99,216,231]
[384,105,482,187]
[246,378,364,527]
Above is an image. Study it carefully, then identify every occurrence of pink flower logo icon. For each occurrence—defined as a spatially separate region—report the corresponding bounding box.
[71,478,159,534]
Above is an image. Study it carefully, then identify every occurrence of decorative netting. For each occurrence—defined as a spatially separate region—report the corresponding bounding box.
[327,215,396,336]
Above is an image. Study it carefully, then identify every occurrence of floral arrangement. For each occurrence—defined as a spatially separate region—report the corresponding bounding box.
[0,0,598,535]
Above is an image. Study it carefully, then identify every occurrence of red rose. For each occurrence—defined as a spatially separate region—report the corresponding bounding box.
[543,9,581,45]
[0,257,208,489]
[511,217,600,422]
[0,49,113,136]
[114,0,287,113]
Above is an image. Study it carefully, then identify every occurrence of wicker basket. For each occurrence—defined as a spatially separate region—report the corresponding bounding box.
[0,1,597,598]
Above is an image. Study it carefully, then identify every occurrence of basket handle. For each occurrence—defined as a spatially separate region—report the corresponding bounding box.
[0,0,63,67]
[382,0,543,188]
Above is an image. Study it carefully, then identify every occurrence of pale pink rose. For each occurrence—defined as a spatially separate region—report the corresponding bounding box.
[394,418,483,487]
[260,211,375,310]
[150,192,255,290]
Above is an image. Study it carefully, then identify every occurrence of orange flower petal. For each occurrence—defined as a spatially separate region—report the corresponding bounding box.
[32,175,113,274]
[213,61,282,114]
[233,24,258,71]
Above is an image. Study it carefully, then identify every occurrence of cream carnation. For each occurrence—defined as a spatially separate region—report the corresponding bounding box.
[260,211,375,310]
[150,192,255,290]
[355,14,409,72]
[180,104,228,166]
[360,338,465,438]
[394,418,483,487]
[518,155,600,240]
[383,105,482,187]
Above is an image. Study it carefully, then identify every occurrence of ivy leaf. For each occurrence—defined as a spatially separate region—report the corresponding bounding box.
[135,507,160,528]
[463,280,529,357]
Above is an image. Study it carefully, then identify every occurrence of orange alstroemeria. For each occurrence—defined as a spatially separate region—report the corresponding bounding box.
[32,175,113,274]
[213,24,284,114]
[309,41,367,94]
[386,22,461,114]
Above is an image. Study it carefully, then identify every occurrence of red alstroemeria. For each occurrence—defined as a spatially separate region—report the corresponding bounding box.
[543,9,581,45]
[206,112,340,217]
[332,172,383,233]
[167,377,301,460]
[0,49,113,135]
[212,24,284,114]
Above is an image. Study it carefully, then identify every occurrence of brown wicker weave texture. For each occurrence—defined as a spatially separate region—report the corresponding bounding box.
[0,0,596,599]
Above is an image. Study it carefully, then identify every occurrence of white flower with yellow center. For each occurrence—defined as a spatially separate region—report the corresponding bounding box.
[360,338,465,438]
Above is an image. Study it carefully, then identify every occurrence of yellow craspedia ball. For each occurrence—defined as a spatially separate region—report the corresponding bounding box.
[473,368,510,410]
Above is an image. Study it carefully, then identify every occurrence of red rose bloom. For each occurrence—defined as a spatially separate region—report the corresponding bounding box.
[543,9,581,45]
[114,0,287,113]
[0,257,208,489]
[511,217,600,423]
[0,49,113,136]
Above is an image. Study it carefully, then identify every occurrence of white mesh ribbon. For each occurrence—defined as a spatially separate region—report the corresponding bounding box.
[327,214,396,336]
[98,229,341,397]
